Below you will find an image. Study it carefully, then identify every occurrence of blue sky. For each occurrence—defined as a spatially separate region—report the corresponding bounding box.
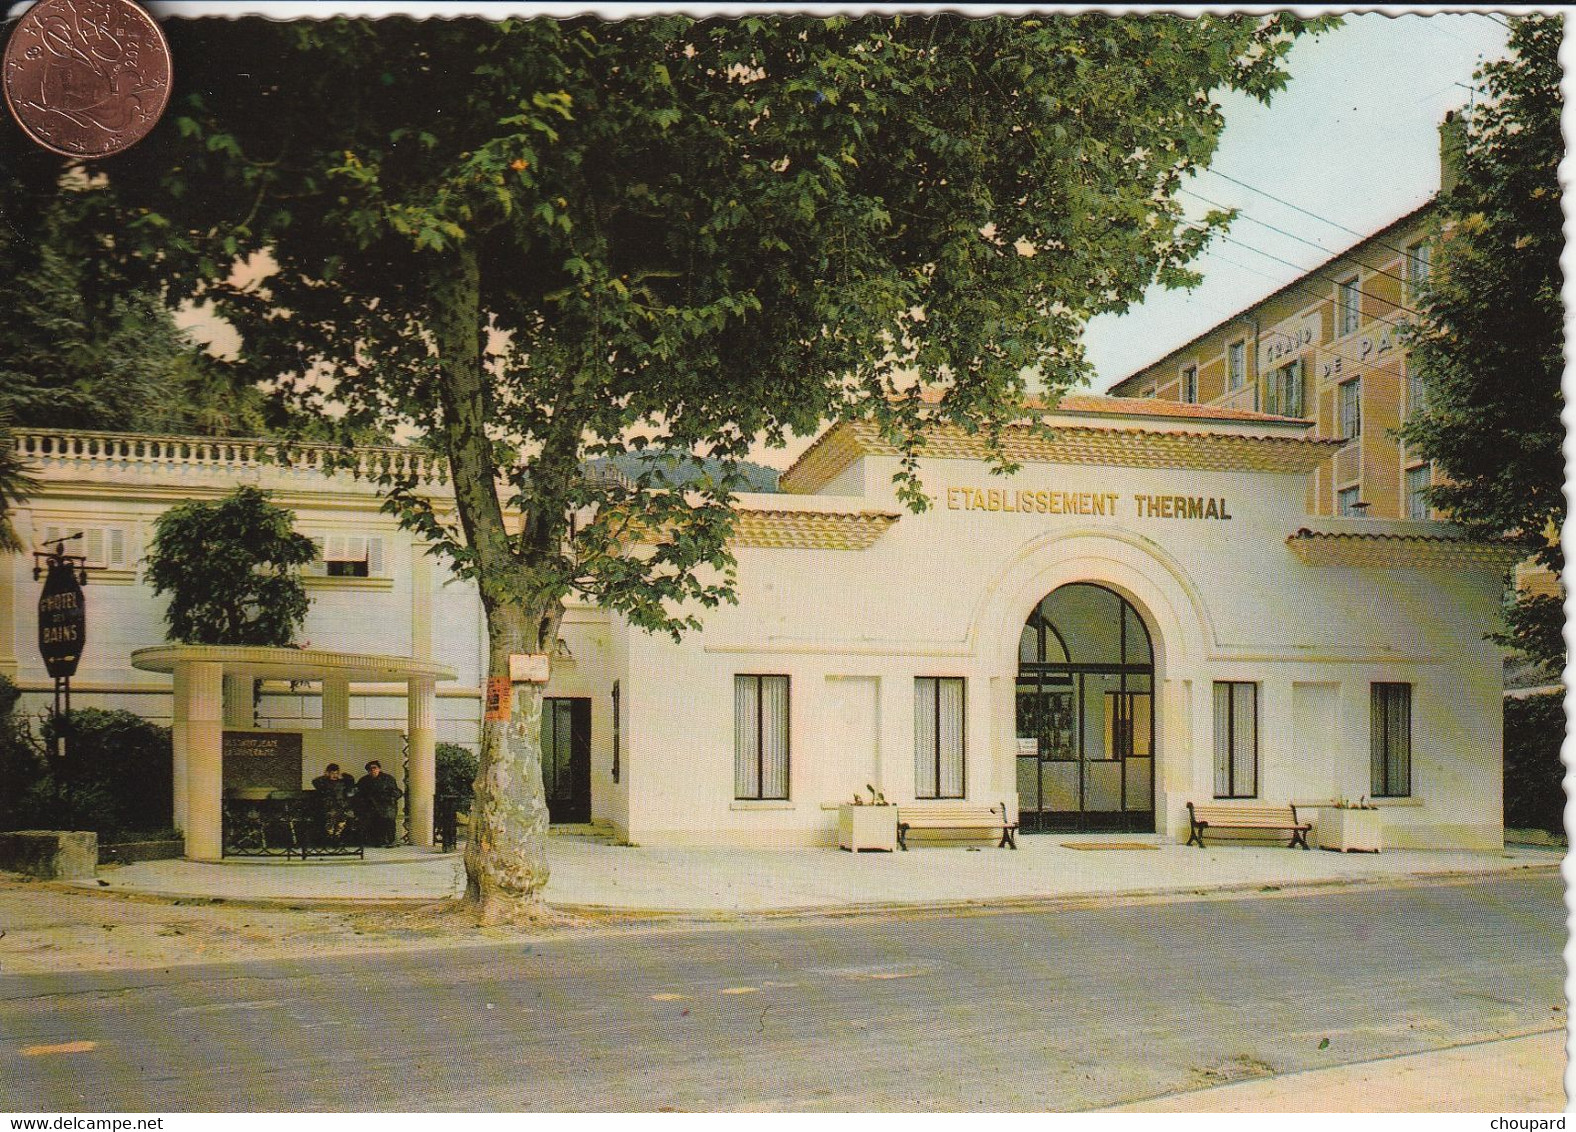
[1081,11,1511,389]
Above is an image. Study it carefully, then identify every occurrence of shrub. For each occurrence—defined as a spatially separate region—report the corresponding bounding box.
[1504,691,1565,834]
[436,742,477,804]
[0,703,174,841]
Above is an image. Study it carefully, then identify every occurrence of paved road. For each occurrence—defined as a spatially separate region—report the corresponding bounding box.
[1,874,1563,1111]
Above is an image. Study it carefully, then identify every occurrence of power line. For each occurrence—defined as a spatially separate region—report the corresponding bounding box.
[1200,167,1432,265]
[1179,184,1419,301]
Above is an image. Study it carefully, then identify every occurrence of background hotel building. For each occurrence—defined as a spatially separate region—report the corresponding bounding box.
[1106,204,1437,525]
[3,398,1516,854]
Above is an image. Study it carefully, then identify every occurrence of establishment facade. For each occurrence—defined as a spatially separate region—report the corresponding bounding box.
[2,400,1516,854]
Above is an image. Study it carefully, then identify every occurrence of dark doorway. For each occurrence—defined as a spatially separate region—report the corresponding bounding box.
[542,697,592,824]
[1016,584,1154,833]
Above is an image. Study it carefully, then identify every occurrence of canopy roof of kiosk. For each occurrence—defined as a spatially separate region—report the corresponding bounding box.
[131,644,456,684]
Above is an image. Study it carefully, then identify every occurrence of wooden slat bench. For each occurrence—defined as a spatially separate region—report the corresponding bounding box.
[1186,802,1311,850]
[897,802,1018,850]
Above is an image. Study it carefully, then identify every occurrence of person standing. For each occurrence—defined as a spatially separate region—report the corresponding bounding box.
[310,763,357,847]
[357,760,403,847]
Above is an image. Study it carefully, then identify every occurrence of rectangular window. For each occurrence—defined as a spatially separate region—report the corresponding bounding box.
[41,524,130,570]
[915,677,966,799]
[1212,682,1258,799]
[1371,683,1412,797]
[1227,340,1246,390]
[309,534,386,578]
[1406,465,1432,521]
[1264,359,1305,418]
[1406,367,1427,418]
[1338,378,1362,441]
[1337,486,1364,517]
[1181,364,1198,404]
[1406,242,1432,301]
[735,675,790,800]
[1338,275,1362,337]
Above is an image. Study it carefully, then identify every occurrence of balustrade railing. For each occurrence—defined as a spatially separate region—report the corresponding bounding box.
[12,428,451,488]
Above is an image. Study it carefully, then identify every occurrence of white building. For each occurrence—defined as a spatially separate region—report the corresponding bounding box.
[2,396,1517,852]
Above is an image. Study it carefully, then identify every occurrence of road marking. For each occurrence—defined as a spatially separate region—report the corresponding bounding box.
[720,987,759,995]
[21,1041,96,1056]
[811,964,927,981]
[650,993,686,1002]
[172,1000,285,1015]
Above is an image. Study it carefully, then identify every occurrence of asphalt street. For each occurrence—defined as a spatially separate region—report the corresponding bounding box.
[0,873,1563,1111]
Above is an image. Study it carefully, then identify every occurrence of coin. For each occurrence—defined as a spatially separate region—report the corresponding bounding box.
[3,0,171,159]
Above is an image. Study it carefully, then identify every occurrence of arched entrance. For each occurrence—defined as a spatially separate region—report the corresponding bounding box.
[1016,583,1154,832]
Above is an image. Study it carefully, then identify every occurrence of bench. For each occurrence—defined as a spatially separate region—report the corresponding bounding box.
[897,802,1018,850]
[1186,802,1310,850]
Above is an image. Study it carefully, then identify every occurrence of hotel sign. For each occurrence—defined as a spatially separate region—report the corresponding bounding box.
[1259,313,1321,370]
[945,487,1231,521]
[37,560,85,679]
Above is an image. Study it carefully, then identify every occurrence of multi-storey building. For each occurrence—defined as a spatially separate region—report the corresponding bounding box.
[1108,202,1438,523]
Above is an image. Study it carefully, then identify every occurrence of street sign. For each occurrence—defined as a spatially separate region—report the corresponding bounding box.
[37,559,85,679]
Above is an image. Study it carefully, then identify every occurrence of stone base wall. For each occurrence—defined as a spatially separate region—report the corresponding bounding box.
[0,830,98,880]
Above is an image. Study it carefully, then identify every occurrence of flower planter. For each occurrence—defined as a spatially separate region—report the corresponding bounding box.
[838,804,897,852]
[1318,807,1382,853]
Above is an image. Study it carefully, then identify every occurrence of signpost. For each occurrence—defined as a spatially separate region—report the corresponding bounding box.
[34,535,88,765]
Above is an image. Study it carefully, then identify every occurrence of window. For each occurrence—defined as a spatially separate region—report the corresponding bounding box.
[1227,340,1246,391]
[610,680,621,784]
[1406,242,1432,301]
[309,534,386,578]
[40,524,131,570]
[1337,275,1362,337]
[1406,367,1428,418]
[1264,359,1305,418]
[734,675,789,800]
[1181,364,1198,404]
[1212,682,1258,799]
[1337,486,1364,517]
[1371,683,1412,797]
[915,677,965,799]
[1406,465,1432,521]
[1338,378,1362,441]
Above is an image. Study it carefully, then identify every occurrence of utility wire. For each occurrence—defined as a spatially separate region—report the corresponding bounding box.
[1179,184,1420,302]
[1200,167,1435,265]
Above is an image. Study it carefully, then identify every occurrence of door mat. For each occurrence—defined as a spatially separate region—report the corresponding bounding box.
[1059,842,1160,851]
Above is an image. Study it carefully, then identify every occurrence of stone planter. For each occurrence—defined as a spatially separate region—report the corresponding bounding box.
[99,838,185,866]
[838,804,897,852]
[1318,807,1382,853]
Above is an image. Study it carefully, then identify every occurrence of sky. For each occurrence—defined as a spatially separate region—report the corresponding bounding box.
[1080,11,1511,389]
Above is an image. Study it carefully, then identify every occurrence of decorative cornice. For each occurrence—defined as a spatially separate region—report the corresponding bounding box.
[781,420,1340,494]
[731,508,900,551]
[1285,529,1525,570]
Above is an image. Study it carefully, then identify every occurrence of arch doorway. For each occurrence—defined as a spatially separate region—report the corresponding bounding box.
[1016,583,1154,832]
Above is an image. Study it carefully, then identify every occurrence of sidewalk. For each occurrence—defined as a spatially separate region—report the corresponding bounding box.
[75,832,1565,914]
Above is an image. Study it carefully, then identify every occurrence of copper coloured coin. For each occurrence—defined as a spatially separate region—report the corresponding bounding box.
[3,0,171,158]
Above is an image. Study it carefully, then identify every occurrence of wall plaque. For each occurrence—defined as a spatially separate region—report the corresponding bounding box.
[222,731,304,792]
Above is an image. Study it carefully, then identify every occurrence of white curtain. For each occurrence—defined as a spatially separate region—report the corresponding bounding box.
[760,676,790,799]
[735,676,760,799]
[1231,684,1257,798]
[915,677,965,799]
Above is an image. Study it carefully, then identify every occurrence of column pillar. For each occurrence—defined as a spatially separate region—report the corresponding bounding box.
[407,677,436,848]
[171,663,190,833]
[185,661,226,861]
[322,675,350,732]
[222,673,253,728]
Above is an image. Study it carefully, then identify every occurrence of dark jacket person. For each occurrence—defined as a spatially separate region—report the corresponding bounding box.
[357,760,403,847]
[311,763,357,846]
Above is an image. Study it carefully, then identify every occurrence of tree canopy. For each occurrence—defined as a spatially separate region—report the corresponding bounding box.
[144,487,316,647]
[38,12,1324,916]
[1400,14,1564,670]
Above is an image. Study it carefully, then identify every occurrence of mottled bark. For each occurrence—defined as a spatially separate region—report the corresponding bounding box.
[430,244,555,922]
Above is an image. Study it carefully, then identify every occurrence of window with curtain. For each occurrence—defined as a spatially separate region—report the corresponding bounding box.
[1213,682,1258,798]
[734,675,790,800]
[1227,340,1246,390]
[1181,364,1198,404]
[1371,683,1412,797]
[1406,466,1432,521]
[1338,378,1362,441]
[915,677,965,799]
[1338,275,1362,337]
